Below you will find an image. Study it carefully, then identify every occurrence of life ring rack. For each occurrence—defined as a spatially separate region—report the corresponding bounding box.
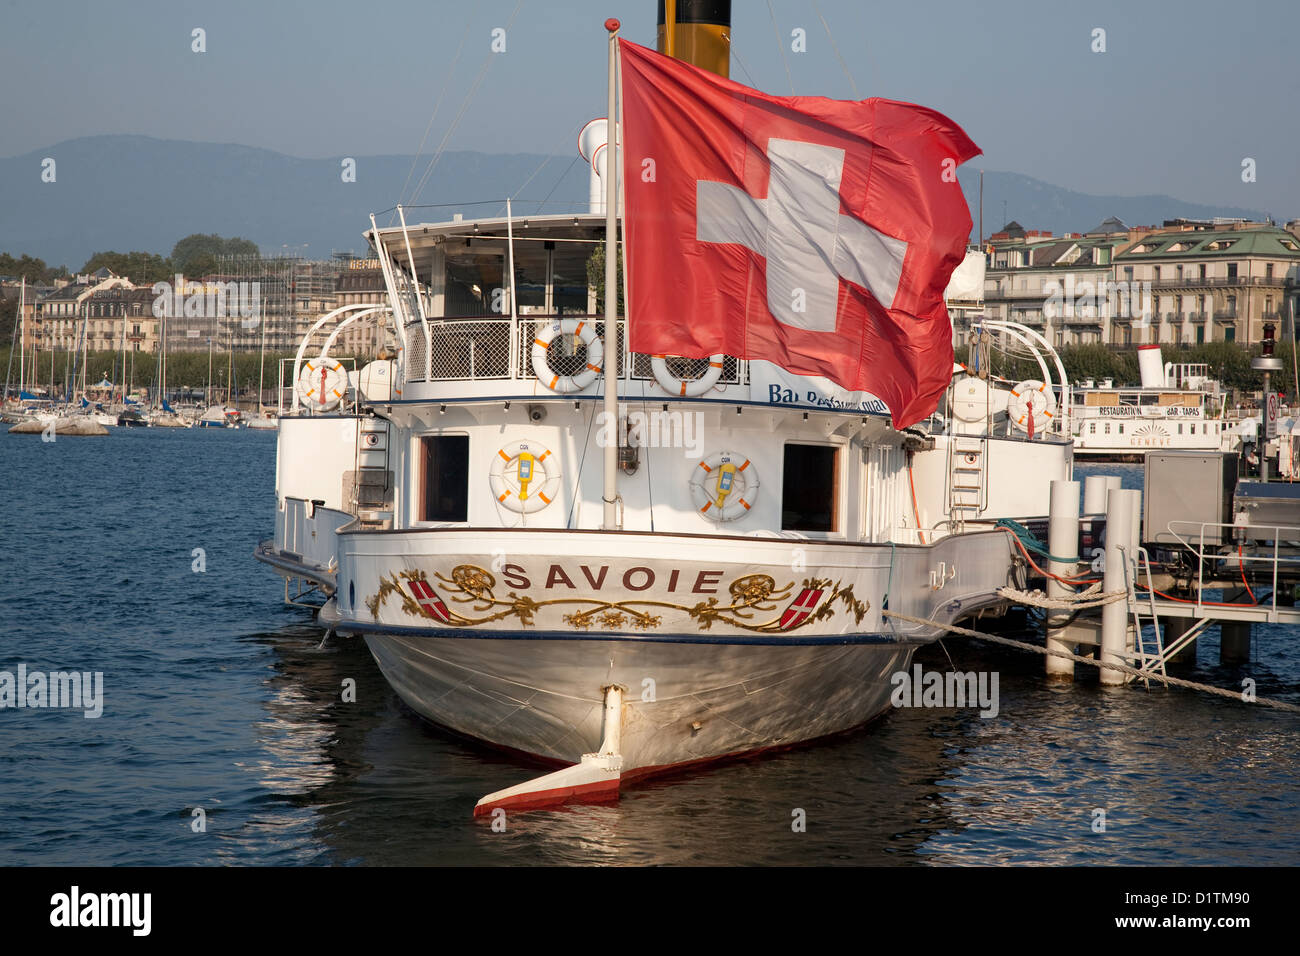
[689,450,759,521]
[651,353,727,397]
[532,319,603,393]
[489,439,561,514]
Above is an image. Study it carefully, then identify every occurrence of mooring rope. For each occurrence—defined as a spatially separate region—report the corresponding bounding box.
[996,585,1127,610]
[882,609,1300,715]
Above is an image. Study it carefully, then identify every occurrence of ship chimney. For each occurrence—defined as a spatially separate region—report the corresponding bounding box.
[657,0,731,77]
[1137,344,1165,389]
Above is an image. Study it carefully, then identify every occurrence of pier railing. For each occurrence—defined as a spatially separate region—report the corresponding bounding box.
[1166,520,1300,623]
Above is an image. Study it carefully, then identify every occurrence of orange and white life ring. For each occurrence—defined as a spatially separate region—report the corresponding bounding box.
[489,439,561,514]
[297,357,348,412]
[689,450,758,522]
[651,353,726,397]
[532,319,603,393]
[1008,379,1057,433]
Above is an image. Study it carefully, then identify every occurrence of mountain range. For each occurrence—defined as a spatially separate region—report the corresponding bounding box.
[0,135,1276,270]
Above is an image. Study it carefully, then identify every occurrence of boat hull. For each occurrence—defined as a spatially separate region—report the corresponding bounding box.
[363,630,914,769]
[330,527,1015,770]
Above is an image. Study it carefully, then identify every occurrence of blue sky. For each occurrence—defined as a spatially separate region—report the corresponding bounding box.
[3,0,1298,218]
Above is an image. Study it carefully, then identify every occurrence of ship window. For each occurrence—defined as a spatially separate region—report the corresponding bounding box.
[510,244,548,312]
[1178,424,1183,434]
[445,252,503,316]
[1089,424,1096,434]
[1118,424,1124,434]
[1105,423,1111,434]
[421,435,469,522]
[553,243,596,315]
[782,444,839,532]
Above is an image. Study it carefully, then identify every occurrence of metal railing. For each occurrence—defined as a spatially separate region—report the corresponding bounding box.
[1166,520,1300,623]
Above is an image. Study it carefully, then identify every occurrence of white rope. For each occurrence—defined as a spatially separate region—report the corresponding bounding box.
[883,610,1300,715]
[997,585,1127,610]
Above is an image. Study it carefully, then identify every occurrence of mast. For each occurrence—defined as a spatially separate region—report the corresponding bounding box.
[602,18,621,530]
[18,277,25,395]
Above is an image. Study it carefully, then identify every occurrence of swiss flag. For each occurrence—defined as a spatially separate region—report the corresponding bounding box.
[619,40,979,427]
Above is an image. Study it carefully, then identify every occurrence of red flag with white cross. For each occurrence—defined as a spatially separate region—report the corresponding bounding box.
[618,40,979,427]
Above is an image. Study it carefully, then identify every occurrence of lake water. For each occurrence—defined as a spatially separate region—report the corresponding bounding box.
[1,431,1296,865]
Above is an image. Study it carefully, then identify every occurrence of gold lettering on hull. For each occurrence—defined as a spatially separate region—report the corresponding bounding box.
[366,565,870,634]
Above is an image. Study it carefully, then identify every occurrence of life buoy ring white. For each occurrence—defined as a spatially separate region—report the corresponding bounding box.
[651,353,726,397]
[297,357,348,411]
[489,439,561,514]
[1008,379,1057,433]
[532,319,603,393]
[689,450,758,521]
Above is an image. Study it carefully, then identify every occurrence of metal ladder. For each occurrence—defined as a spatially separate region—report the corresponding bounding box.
[353,417,392,514]
[948,436,988,530]
[1121,545,1167,687]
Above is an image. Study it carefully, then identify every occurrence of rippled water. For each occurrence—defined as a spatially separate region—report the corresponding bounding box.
[1,432,1296,865]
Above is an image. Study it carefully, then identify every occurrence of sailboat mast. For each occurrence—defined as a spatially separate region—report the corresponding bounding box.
[18,277,25,395]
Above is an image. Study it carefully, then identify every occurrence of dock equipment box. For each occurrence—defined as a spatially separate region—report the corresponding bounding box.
[1143,452,1238,548]
[1233,482,1300,542]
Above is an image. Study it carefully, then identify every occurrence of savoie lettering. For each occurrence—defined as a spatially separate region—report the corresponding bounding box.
[495,564,724,594]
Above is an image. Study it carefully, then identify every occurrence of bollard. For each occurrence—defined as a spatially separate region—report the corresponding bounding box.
[1100,488,1139,685]
[1046,480,1081,679]
[1082,475,1112,515]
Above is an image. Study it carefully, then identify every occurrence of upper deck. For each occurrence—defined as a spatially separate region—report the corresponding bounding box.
[364,208,892,415]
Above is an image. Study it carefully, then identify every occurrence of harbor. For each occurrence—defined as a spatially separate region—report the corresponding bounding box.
[2,430,1297,866]
[1,0,1298,911]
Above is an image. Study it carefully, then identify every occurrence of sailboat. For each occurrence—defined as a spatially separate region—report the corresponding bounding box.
[256,5,1072,814]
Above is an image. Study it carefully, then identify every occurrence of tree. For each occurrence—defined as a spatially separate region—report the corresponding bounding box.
[79,250,175,284]
[171,234,261,277]
[0,252,68,283]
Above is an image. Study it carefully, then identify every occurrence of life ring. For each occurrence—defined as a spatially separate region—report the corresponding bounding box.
[532,319,603,393]
[297,357,348,411]
[1008,379,1056,433]
[651,354,726,397]
[489,439,561,514]
[689,450,758,521]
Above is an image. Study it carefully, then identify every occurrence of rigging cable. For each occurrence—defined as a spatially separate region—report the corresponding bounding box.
[409,0,526,207]
[395,0,480,217]
[809,0,861,98]
[765,0,795,95]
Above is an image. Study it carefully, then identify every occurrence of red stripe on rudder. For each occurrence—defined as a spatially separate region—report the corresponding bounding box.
[472,777,620,817]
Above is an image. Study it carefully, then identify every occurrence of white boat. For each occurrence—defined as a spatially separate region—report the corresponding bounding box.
[256,11,1072,814]
[198,405,242,428]
[1071,346,1231,459]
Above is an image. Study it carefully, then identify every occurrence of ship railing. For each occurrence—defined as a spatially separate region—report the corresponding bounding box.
[1166,520,1300,624]
[399,313,749,387]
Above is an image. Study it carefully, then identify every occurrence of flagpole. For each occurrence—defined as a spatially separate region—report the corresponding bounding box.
[602,18,621,531]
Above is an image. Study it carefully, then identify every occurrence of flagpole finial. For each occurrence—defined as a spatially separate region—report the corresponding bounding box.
[605,18,620,33]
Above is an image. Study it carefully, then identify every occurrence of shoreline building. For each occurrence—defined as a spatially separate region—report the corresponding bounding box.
[1112,219,1300,346]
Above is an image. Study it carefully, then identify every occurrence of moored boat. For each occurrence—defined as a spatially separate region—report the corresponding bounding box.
[256,5,1073,813]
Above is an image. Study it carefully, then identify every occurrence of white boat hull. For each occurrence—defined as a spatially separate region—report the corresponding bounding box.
[331,527,1015,771]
